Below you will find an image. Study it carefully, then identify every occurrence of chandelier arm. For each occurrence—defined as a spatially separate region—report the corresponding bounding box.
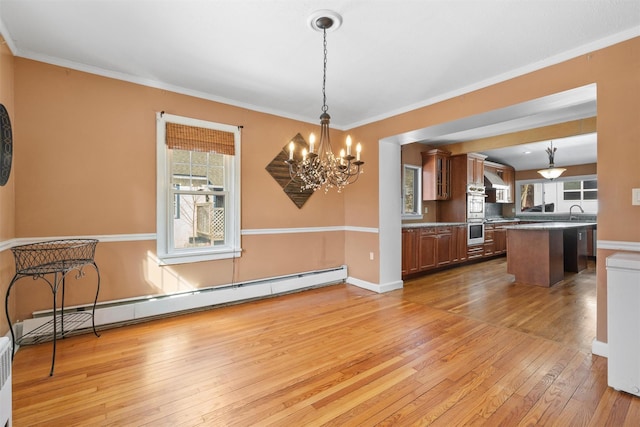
[284,11,365,194]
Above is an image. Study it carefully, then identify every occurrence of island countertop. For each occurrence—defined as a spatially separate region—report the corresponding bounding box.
[504,221,596,230]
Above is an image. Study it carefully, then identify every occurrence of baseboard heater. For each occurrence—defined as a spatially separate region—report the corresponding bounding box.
[18,265,347,340]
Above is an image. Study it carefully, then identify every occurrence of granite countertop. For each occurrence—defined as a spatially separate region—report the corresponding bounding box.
[402,222,467,228]
[484,218,521,224]
[503,221,597,230]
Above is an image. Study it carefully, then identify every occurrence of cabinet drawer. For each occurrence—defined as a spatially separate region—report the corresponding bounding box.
[436,226,452,234]
[467,245,484,259]
[420,227,437,235]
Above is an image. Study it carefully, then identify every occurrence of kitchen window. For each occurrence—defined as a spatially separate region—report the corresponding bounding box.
[156,113,241,264]
[517,176,598,214]
[402,164,422,218]
[563,180,597,201]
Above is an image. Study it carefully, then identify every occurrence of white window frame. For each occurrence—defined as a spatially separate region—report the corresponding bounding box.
[515,174,598,216]
[402,164,422,219]
[156,112,241,265]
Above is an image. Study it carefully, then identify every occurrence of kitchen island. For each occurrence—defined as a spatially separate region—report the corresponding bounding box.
[504,222,596,287]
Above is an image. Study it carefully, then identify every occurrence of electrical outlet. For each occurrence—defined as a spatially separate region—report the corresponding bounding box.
[633,188,640,206]
[424,207,428,214]
[369,252,374,261]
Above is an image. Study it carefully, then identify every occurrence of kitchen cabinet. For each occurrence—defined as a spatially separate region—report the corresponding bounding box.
[436,226,453,267]
[493,221,516,254]
[483,224,495,256]
[494,227,507,254]
[419,228,437,270]
[467,154,485,186]
[467,244,484,260]
[452,225,467,263]
[402,228,419,276]
[501,167,515,203]
[563,226,588,272]
[422,149,451,200]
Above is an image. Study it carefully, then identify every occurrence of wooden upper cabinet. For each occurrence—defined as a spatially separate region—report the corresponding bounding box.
[501,166,515,203]
[422,149,451,200]
[467,154,485,186]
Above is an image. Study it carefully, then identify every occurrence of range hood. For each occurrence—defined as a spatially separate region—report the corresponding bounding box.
[484,170,509,189]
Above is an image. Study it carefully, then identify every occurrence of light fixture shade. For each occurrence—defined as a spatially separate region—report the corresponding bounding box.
[537,167,566,180]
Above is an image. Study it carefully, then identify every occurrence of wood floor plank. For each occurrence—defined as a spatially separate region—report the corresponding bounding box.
[11,256,640,426]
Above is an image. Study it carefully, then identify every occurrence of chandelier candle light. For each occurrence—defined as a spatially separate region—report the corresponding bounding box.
[537,141,566,180]
[286,10,364,193]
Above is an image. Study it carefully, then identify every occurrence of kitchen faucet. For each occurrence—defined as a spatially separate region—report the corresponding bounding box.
[569,204,584,220]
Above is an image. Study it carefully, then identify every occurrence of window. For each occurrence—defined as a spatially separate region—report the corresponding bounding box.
[563,180,597,201]
[402,164,422,218]
[156,113,241,264]
[516,176,598,214]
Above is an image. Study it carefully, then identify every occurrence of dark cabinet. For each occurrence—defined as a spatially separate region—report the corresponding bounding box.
[422,149,451,200]
[484,224,495,256]
[419,228,437,270]
[564,227,588,272]
[452,225,467,263]
[402,228,419,276]
[467,154,485,186]
[436,227,453,267]
[494,225,509,254]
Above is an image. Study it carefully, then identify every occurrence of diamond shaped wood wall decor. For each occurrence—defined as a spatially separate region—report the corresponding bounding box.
[265,133,314,209]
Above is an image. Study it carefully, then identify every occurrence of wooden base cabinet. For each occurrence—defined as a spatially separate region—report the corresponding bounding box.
[419,228,438,270]
[435,227,453,267]
[452,225,467,263]
[484,224,495,256]
[402,228,419,276]
[563,227,588,272]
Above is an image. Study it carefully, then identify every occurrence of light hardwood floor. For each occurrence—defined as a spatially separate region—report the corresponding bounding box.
[11,257,640,426]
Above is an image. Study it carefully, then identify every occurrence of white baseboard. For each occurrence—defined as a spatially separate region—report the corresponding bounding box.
[347,277,403,293]
[592,339,608,358]
[20,266,348,338]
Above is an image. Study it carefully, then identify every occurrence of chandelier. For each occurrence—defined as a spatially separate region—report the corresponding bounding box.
[537,141,566,180]
[286,11,364,193]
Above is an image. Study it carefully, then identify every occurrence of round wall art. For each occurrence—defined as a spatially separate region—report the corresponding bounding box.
[0,104,12,186]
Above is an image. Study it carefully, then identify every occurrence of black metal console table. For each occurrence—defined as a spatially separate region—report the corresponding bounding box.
[4,239,101,376]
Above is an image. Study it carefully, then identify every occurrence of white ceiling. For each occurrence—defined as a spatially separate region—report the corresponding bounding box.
[0,1,638,170]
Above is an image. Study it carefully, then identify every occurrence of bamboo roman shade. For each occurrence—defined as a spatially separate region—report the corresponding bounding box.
[165,122,235,155]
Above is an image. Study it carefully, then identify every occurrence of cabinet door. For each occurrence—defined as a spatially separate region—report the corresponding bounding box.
[456,226,468,262]
[501,167,515,203]
[437,232,453,266]
[423,150,451,201]
[419,233,437,271]
[402,229,419,276]
[467,156,485,185]
[494,228,507,254]
[484,226,495,256]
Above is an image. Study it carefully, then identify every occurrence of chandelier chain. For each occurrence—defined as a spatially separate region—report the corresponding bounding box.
[322,28,328,113]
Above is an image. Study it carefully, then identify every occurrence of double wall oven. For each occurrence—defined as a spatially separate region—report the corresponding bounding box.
[466,184,485,245]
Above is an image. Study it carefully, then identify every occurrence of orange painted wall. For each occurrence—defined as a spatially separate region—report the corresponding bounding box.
[1,34,638,345]
[346,37,640,343]
[0,37,15,334]
[7,59,359,320]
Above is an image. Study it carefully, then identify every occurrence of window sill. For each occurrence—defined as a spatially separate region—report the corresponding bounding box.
[157,248,242,265]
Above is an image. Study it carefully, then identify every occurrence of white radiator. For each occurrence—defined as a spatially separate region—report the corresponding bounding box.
[0,337,11,427]
[607,253,640,397]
